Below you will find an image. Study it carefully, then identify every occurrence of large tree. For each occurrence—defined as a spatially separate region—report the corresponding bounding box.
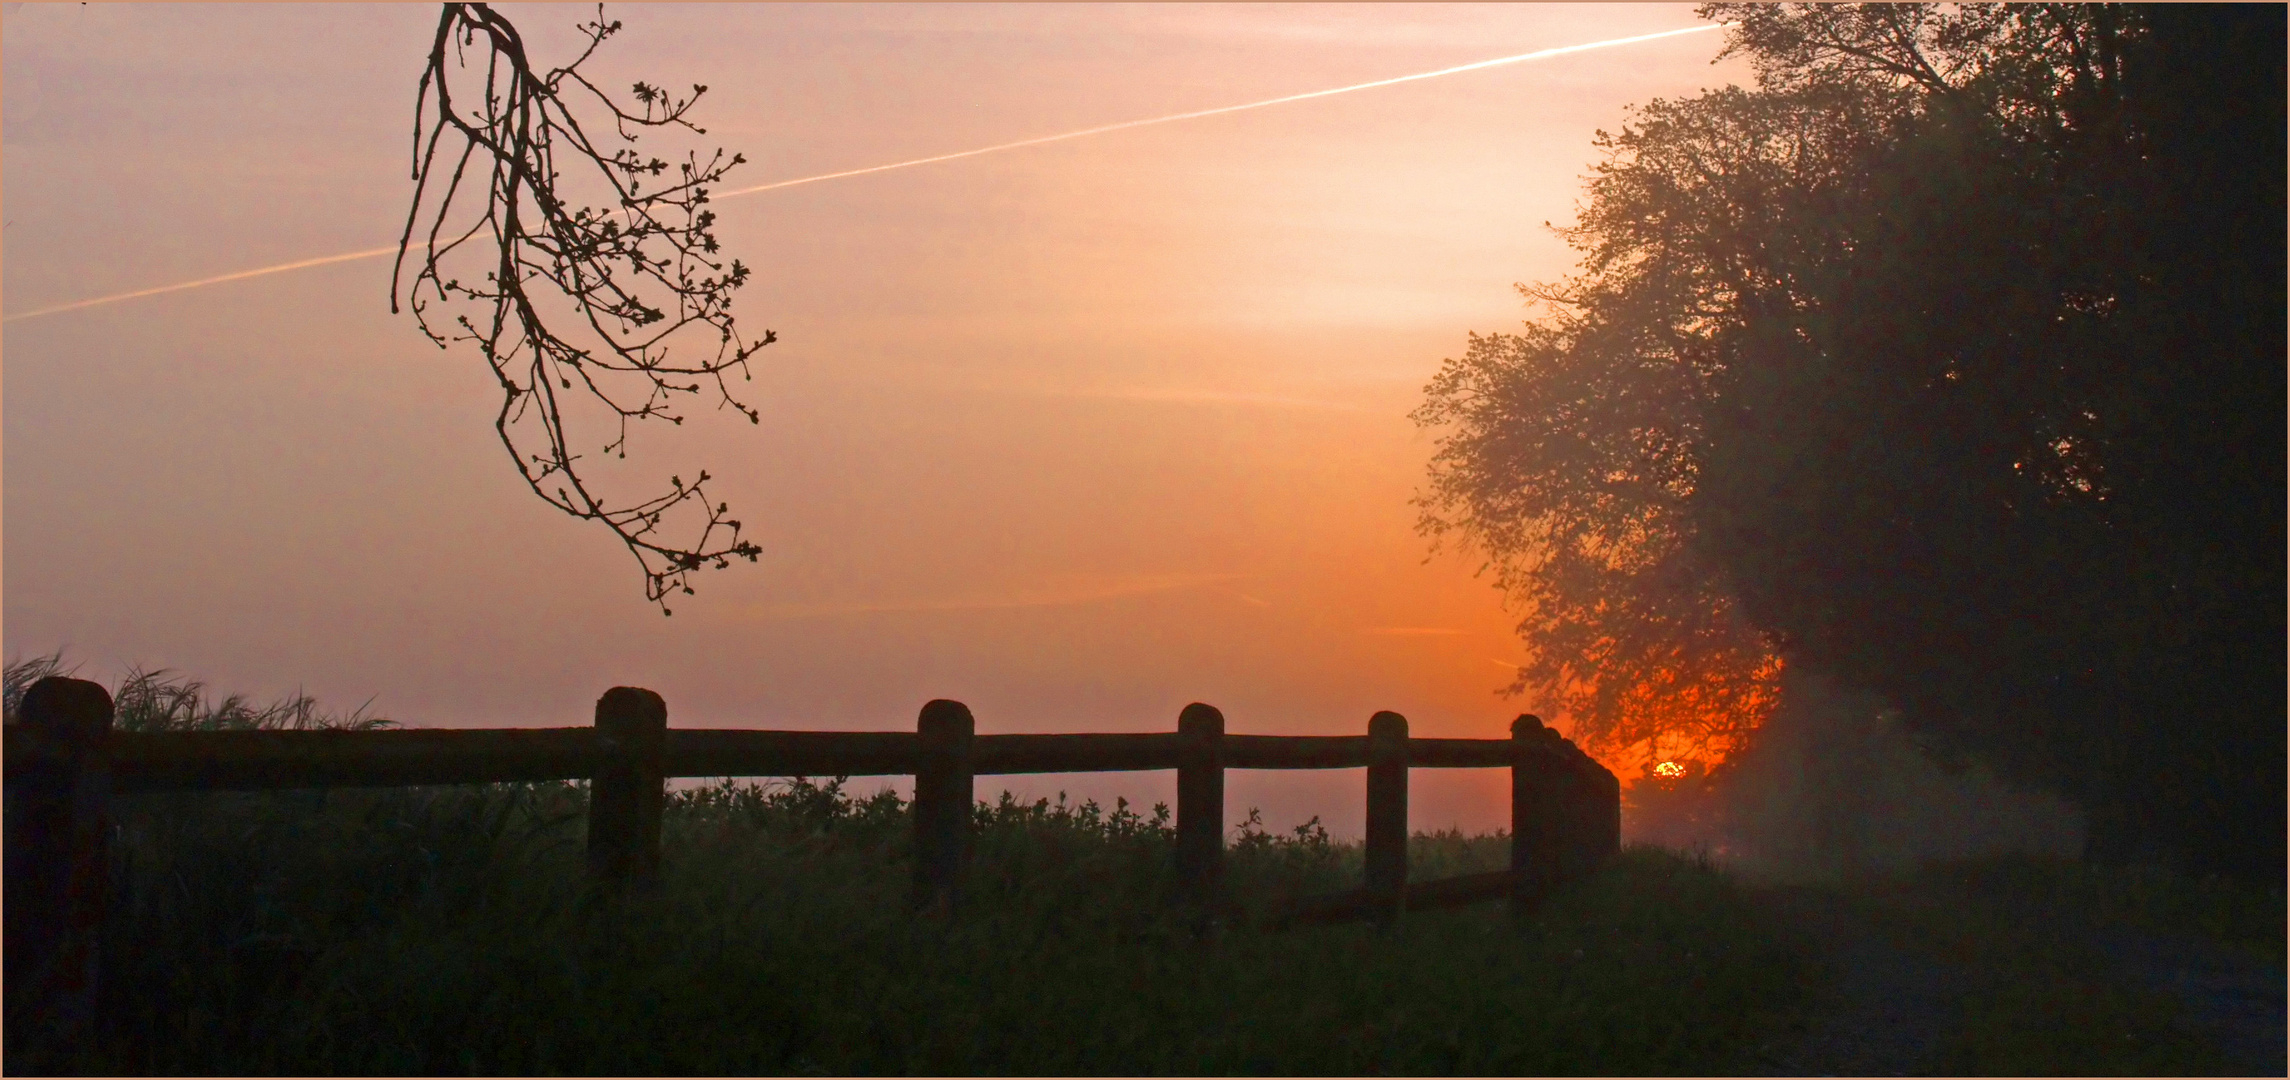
[1416,4,2284,879]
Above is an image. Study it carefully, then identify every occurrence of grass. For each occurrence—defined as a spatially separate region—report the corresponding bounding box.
[5,661,1815,1075]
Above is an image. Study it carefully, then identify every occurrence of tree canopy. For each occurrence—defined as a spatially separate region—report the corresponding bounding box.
[1416,3,2284,880]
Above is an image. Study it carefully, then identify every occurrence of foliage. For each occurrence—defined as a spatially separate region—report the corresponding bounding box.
[1413,313,1787,765]
[1413,3,2284,879]
[394,3,771,612]
[4,653,391,733]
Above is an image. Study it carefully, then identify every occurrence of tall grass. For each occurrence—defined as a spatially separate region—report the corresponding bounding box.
[6,659,1814,1075]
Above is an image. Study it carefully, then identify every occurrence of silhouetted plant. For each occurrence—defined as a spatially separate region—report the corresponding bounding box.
[393,3,769,613]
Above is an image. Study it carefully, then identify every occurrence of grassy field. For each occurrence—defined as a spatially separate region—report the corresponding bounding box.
[6,664,1814,1075]
[14,663,2276,1075]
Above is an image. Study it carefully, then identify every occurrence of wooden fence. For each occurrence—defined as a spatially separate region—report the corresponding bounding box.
[4,676,1618,1035]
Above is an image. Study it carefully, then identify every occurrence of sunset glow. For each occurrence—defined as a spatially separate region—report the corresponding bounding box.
[3,3,1750,836]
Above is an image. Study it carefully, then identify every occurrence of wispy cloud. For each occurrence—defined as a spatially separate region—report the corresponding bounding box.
[746,572,1242,619]
[1359,626,1466,636]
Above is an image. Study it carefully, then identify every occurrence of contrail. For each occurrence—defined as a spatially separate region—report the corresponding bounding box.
[1,22,1730,325]
[712,22,1730,199]
[3,245,402,323]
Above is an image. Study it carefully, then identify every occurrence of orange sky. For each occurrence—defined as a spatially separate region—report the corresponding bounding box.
[2,3,1750,836]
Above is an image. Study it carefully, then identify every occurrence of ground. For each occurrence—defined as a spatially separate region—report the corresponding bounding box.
[1750,870,2286,1077]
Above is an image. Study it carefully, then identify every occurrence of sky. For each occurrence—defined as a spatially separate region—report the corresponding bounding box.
[3,3,1750,836]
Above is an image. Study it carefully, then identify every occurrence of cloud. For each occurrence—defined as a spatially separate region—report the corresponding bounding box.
[745,572,1243,619]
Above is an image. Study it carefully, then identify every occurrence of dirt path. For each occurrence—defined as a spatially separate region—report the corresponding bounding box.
[1749,884,2286,1077]
[1751,886,1970,1076]
[2088,924,2286,1076]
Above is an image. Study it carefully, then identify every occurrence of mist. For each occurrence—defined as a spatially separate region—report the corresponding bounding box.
[1624,667,2085,885]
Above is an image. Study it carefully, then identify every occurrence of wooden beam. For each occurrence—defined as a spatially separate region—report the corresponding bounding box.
[1223,734,1369,769]
[587,688,666,890]
[1175,703,1225,913]
[912,699,974,911]
[1284,869,1527,928]
[1364,711,1409,926]
[4,677,115,1048]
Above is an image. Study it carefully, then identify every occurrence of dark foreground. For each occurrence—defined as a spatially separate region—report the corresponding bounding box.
[10,759,2279,1076]
[16,776,1811,1075]
[7,665,2277,1076]
[1755,860,2285,1077]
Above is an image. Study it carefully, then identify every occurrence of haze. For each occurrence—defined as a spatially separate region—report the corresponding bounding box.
[2,3,1747,835]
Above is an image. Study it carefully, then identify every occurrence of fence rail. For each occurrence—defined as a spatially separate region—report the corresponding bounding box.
[3,677,1619,1044]
[0,728,1542,791]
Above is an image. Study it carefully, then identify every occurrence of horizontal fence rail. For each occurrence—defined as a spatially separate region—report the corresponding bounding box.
[3,729,1542,790]
[3,677,1620,1043]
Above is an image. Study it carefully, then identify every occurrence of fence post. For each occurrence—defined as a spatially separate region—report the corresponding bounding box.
[1364,710,1409,925]
[588,686,667,890]
[1509,713,1563,917]
[1541,725,1596,882]
[1598,763,1621,860]
[913,699,974,912]
[1175,702,1225,916]
[4,676,115,1049]
[1566,740,1621,874]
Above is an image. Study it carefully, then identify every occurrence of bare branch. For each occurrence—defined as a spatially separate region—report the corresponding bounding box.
[393,3,771,613]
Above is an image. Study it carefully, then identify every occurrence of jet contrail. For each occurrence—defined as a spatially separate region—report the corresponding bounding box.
[1,22,1730,325]
[712,22,1731,199]
[3,245,403,323]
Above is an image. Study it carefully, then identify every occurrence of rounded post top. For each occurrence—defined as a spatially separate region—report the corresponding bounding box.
[1368,710,1408,740]
[917,698,975,738]
[595,686,667,736]
[1510,713,1546,738]
[1178,702,1225,737]
[20,676,114,743]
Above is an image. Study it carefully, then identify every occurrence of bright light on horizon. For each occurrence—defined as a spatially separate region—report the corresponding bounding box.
[0,21,1732,325]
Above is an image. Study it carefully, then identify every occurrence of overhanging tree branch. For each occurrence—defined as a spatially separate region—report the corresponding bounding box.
[393,2,770,614]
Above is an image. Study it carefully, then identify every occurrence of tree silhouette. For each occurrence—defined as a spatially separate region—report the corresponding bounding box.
[392,2,769,613]
[1417,3,2284,880]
